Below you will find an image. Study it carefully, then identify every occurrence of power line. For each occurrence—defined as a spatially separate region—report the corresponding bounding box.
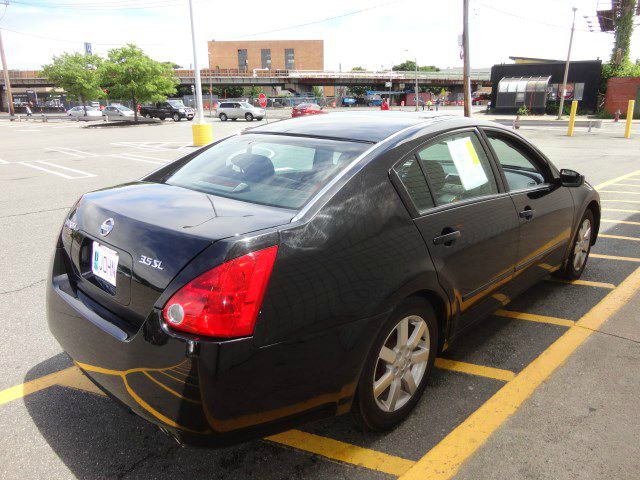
[237,0,405,38]
[8,0,203,11]
[0,26,165,46]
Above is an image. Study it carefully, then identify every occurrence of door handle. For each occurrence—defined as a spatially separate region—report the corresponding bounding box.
[519,208,535,220]
[433,229,461,246]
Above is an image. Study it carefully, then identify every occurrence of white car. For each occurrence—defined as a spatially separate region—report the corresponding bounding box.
[67,106,103,118]
[217,101,265,121]
[102,104,135,119]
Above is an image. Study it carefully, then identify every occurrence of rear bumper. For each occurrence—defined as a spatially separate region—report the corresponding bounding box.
[47,247,379,447]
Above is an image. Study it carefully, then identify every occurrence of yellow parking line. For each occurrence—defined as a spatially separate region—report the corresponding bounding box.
[612,183,640,187]
[599,233,640,242]
[494,309,575,327]
[600,218,640,226]
[266,429,415,476]
[601,199,640,204]
[546,277,616,289]
[590,253,640,262]
[594,169,640,190]
[399,266,640,480]
[599,190,640,195]
[602,208,640,213]
[435,358,515,382]
[0,366,103,407]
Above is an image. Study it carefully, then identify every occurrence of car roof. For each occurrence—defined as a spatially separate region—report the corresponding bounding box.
[248,111,463,143]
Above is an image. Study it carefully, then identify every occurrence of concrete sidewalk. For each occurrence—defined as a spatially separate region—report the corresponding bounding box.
[454,274,640,480]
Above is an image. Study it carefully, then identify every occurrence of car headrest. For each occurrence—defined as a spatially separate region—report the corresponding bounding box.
[422,160,446,191]
[231,153,275,182]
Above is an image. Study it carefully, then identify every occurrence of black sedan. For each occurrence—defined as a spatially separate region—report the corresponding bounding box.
[47,112,600,446]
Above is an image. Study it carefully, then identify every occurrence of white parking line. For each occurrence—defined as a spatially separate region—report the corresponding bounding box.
[36,160,96,177]
[19,162,78,179]
[111,142,168,152]
[18,160,96,179]
[45,147,98,157]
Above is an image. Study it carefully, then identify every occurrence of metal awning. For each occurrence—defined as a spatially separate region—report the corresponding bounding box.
[497,76,551,93]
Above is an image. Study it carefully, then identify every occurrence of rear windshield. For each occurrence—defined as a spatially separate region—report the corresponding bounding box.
[165,134,369,209]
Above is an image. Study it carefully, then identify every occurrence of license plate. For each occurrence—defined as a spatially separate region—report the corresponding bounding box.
[91,241,119,287]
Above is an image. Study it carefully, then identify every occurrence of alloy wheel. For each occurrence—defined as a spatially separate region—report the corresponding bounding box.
[373,315,430,413]
[573,218,592,271]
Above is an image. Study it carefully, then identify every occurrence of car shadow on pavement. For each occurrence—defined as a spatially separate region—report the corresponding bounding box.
[24,353,382,480]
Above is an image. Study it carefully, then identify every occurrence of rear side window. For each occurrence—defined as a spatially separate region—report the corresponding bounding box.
[165,134,368,209]
[392,157,434,214]
[486,135,547,190]
[417,132,498,206]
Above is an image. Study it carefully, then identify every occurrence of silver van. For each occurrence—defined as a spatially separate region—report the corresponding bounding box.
[217,101,265,122]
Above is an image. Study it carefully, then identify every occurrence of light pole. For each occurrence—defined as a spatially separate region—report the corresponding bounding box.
[187,0,212,145]
[462,0,471,117]
[558,7,578,120]
[414,56,419,112]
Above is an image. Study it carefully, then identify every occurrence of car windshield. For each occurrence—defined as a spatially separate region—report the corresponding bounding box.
[167,100,185,108]
[164,134,369,209]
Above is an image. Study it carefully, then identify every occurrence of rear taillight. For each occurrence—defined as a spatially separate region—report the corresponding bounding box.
[162,246,278,338]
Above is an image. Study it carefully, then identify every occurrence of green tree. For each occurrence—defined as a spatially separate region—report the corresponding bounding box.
[243,86,264,98]
[351,66,366,71]
[392,60,439,72]
[611,0,637,73]
[99,44,178,122]
[41,52,104,115]
[312,86,324,98]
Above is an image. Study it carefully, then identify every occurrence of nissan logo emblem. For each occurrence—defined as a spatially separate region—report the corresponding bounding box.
[100,218,114,236]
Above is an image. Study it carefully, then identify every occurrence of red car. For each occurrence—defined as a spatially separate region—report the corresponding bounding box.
[292,103,325,117]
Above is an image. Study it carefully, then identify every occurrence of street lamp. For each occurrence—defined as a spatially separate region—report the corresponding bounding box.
[404,49,419,112]
[188,0,212,145]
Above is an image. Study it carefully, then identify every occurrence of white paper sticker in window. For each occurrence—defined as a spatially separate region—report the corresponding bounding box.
[446,137,488,191]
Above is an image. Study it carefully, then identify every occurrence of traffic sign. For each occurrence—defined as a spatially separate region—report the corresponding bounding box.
[258,93,267,108]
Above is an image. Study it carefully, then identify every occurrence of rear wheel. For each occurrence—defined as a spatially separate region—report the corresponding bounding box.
[219,113,227,122]
[353,297,437,431]
[245,113,254,121]
[144,112,151,119]
[172,113,181,122]
[558,209,594,279]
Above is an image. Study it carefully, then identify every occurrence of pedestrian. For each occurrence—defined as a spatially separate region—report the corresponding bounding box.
[435,98,440,111]
[380,98,390,111]
[25,103,33,117]
[427,99,433,111]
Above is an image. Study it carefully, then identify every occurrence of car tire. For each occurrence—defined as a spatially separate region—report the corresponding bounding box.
[144,113,151,119]
[219,113,227,122]
[172,113,181,122]
[557,209,595,280]
[353,297,438,431]
[256,117,263,121]
[245,113,254,121]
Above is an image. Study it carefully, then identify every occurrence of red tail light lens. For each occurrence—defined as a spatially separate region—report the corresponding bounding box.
[162,245,278,338]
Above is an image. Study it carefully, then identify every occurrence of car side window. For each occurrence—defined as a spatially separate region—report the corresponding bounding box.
[417,131,498,206]
[486,135,547,191]
[393,157,435,214]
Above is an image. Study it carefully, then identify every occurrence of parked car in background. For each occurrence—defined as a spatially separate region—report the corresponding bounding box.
[217,101,265,121]
[140,100,195,122]
[67,106,102,118]
[47,112,599,448]
[102,104,135,119]
[342,97,357,107]
[291,103,325,117]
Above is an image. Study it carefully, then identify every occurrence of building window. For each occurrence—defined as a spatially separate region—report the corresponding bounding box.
[237,49,248,72]
[261,49,271,69]
[285,48,295,70]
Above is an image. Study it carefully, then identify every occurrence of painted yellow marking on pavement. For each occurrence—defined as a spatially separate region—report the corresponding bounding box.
[601,218,640,226]
[435,358,515,382]
[494,309,575,327]
[599,233,640,242]
[546,277,616,289]
[594,170,640,190]
[599,190,640,195]
[603,208,640,213]
[0,366,103,406]
[602,199,640,204]
[590,253,640,262]
[266,429,415,476]
[612,183,640,187]
[399,266,640,480]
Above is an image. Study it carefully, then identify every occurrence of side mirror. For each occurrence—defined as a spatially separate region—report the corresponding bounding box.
[559,169,584,187]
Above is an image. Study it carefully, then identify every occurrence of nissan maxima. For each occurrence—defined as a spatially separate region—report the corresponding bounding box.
[47,112,600,446]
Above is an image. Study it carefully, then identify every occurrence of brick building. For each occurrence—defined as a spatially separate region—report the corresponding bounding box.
[604,77,640,116]
[208,40,324,72]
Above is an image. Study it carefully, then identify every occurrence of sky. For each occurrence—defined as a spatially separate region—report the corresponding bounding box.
[2,0,640,71]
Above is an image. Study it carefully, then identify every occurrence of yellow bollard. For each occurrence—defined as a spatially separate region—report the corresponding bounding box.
[192,123,213,147]
[567,100,578,136]
[625,100,635,139]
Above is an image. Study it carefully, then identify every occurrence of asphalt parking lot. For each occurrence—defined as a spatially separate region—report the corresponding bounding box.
[1,113,639,479]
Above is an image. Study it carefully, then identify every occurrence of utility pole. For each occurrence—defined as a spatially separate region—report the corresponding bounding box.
[0,29,15,116]
[188,0,204,123]
[558,7,578,120]
[462,0,471,117]
[414,56,418,112]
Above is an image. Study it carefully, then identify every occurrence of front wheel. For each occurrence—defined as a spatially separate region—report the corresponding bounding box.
[144,112,151,118]
[172,113,181,122]
[558,209,594,279]
[245,113,254,121]
[219,113,227,121]
[353,297,437,431]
